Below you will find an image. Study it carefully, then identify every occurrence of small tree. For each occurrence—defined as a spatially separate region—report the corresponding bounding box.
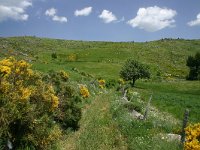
[120,59,150,86]
[186,52,200,80]
[51,52,57,59]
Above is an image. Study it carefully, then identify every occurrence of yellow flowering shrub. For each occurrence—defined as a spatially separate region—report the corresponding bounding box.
[44,70,82,130]
[67,53,77,62]
[0,57,61,149]
[98,79,105,89]
[40,125,62,149]
[79,85,90,98]
[0,57,59,109]
[59,70,69,81]
[0,65,11,76]
[0,58,13,77]
[51,94,59,109]
[19,87,32,102]
[184,123,200,150]
[0,80,10,93]
[0,57,13,66]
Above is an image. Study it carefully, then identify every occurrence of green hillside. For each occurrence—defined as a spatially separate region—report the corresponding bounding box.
[0,36,200,79]
[0,36,200,150]
[0,36,199,122]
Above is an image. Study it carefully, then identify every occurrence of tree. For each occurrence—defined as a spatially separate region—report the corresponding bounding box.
[51,52,57,59]
[120,59,150,86]
[186,52,200,80]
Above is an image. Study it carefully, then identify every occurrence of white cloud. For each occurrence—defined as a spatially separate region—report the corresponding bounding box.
[74,7,92,16]
[188,13,200,26]
[0,0,32,7]
[0,0,32,22]
[45,8,56,17]
[20,1,32,7]
[52,16,67,23]
[127,6,177,32]
[45,8,67,23]
[99,10,117,23]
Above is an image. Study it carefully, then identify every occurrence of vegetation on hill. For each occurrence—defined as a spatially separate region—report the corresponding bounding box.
[0,57,82,149]
[0,36,200,149]
[186,52,200,80]
[120,59,150,86]
[0,36,200,79]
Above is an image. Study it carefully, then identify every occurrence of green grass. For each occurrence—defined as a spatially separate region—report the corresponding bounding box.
[135,80,200,123]
[1,36,200,79]
[109,91,181,150]
[61,94,127,150]
[0,36,200,149]
[60,91,181,150]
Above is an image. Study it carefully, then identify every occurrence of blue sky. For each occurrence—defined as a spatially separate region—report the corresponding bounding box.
[0,0,200,42]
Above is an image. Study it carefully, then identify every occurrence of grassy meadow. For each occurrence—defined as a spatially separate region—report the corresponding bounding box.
[0,36,200,149]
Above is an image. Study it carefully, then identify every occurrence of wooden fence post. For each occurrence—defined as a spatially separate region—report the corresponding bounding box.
[143,94,152,120]
[181,109,189,145]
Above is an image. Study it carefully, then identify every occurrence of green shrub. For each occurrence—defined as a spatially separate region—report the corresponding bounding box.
[56,96,82,130]
[105,79,118,88]
[71,67,79,72]
[186,52,200,80]
[0,139,4,150]
[51,52,57,59]
[43,70,82,130]
[123,102,142,113]
[80,71,87,76]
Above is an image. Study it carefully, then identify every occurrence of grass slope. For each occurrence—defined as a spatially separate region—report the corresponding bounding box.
[136,80,200,123]
[0,36,199,122]
[0,36,200,79]
[0,36,200,149]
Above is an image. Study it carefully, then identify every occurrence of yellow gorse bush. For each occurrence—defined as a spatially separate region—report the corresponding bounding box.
[0,57,61,149]
[0,80,10,93]
[67,53,77,62]
[20,87,32,101]
[79,85,90,98]
[0,57,59,109]
[51,94,59,109]
[98,79,105,89]
[184,123,200,150]
[0,66,11,76]
[0,57,13,66]
[0,57,13,77]
[59,70,69,81]
[0,57,31,78]
[39,125,62,149]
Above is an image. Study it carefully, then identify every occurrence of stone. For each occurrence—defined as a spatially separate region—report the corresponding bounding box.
[131,109,144,120]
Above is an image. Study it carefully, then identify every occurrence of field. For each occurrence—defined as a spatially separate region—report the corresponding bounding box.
[0,36,200,149]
